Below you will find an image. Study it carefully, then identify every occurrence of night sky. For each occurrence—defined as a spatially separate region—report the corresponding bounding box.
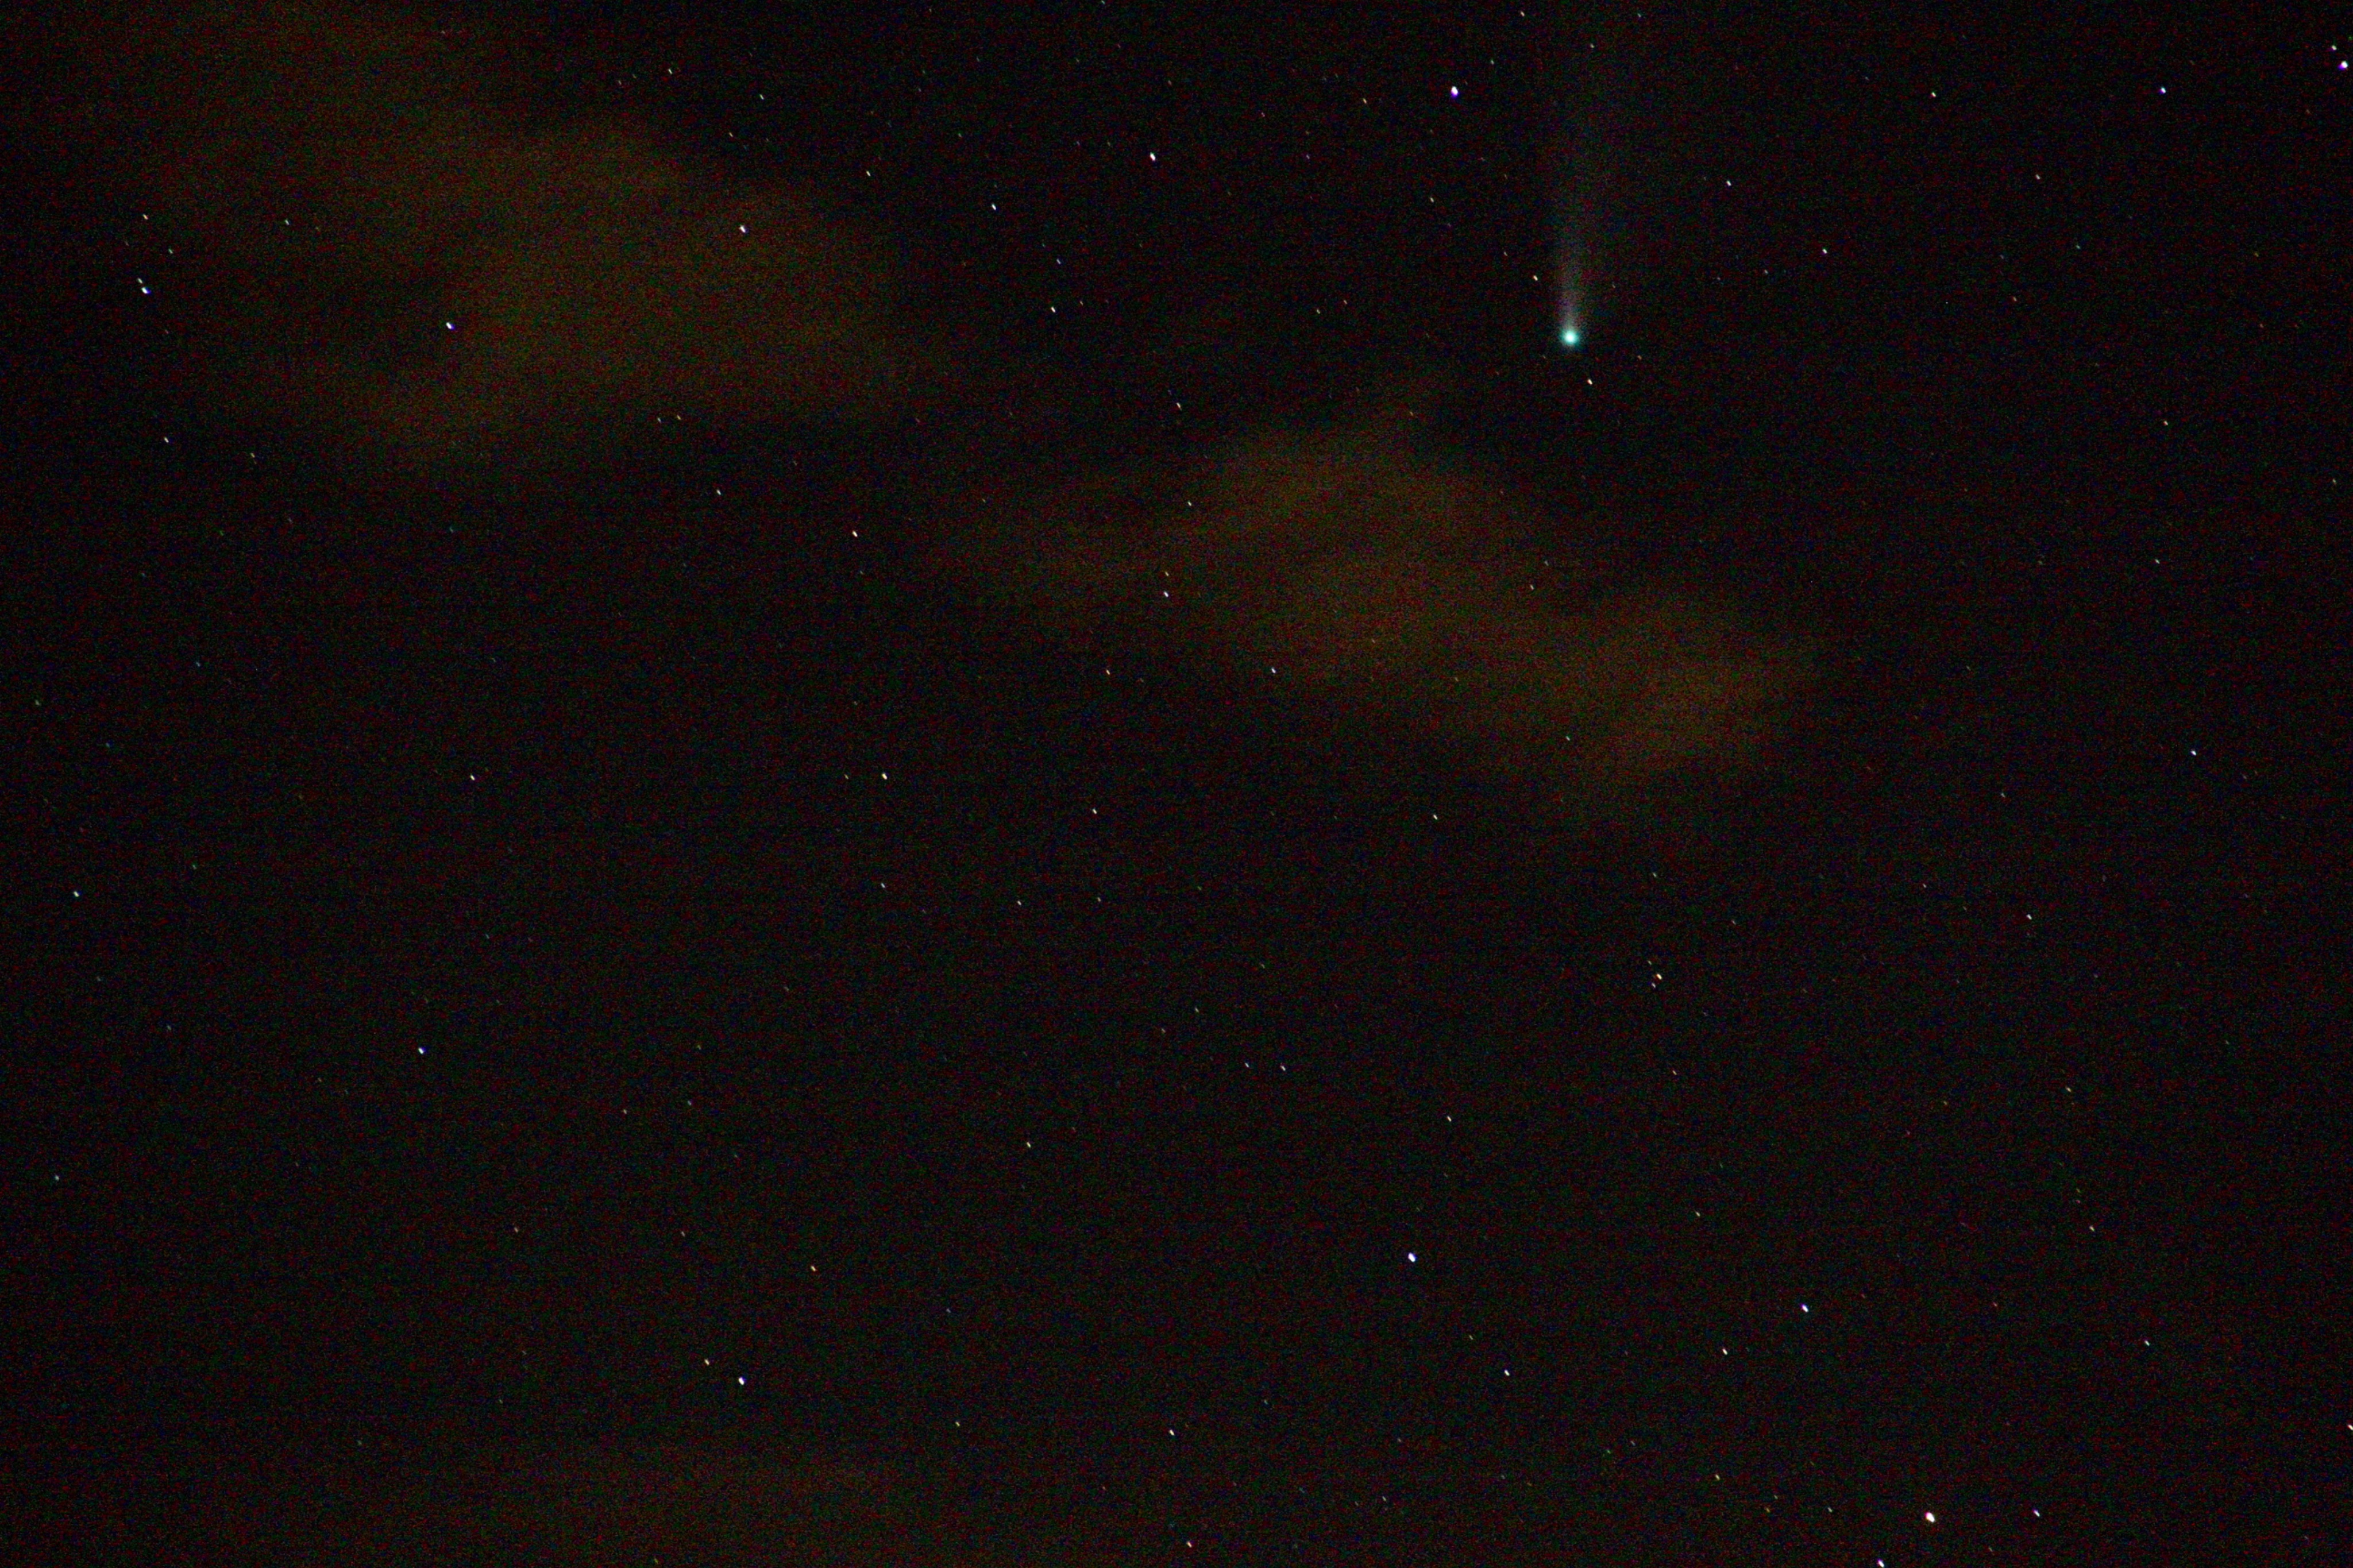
[5,3,2347,1563]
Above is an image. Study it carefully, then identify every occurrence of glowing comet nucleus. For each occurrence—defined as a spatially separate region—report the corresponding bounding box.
[1559,323,1583,350]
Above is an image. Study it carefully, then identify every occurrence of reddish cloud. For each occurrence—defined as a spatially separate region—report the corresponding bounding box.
[931,424,1811,804]
[59,1,923,466]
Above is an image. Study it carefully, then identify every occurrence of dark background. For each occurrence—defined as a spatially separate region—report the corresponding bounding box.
[3,2,2347,1563]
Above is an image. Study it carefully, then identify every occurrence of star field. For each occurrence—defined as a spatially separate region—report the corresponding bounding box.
[3,2,2347,1564]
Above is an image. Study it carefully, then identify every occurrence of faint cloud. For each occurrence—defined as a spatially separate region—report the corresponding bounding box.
[61,1,922,467]
[931,421,1811,805]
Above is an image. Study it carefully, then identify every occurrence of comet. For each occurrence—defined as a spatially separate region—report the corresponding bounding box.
[1552,225,1590,350]
[1550,4,1634,356]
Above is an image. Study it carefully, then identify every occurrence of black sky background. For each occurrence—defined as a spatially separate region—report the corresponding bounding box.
[4,3,2348,1564]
